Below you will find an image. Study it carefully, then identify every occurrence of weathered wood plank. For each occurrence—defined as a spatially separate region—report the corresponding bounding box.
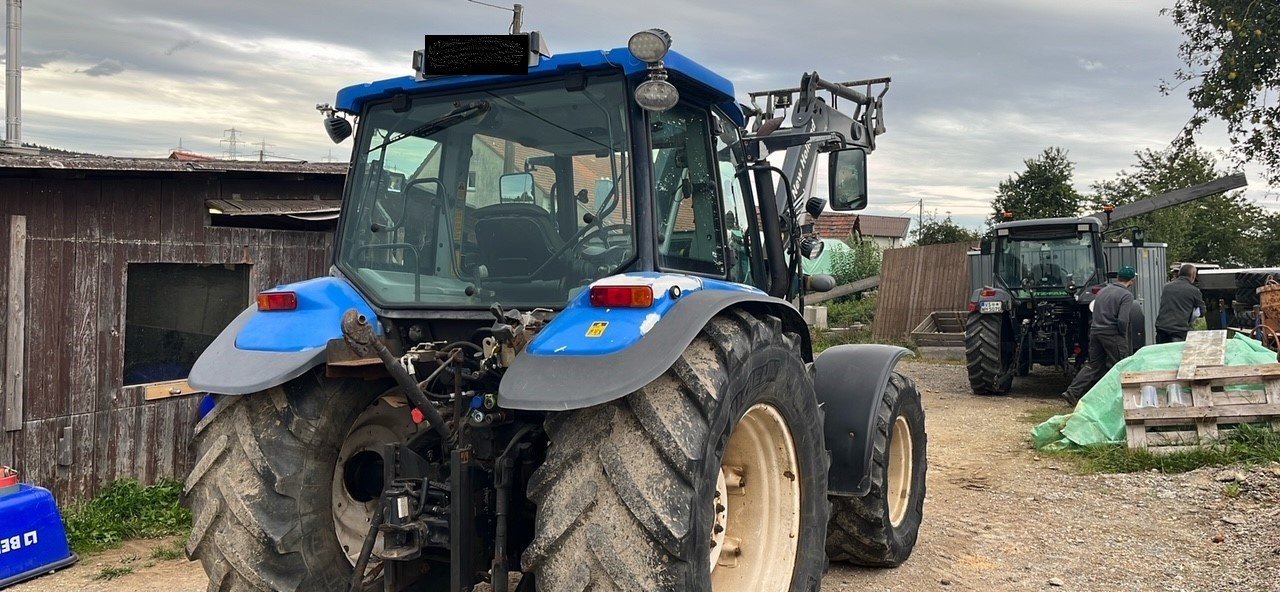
[1176,330,1227,380]
[4,215,25,431]
[1121,364,1280,386]
[1124,402,1280,422]
[69,239,101,416]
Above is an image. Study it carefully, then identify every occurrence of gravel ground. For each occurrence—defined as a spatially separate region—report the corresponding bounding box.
[12,359,1280,591]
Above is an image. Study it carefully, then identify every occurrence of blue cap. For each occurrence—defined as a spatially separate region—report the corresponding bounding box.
[1117,266,1136,280]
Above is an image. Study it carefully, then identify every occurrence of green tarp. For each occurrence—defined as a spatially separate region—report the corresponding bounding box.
[1031,334,1279,450]
[799,239,851,276]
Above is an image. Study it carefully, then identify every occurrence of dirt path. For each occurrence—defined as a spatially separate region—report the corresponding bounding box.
[12,360,1279,591]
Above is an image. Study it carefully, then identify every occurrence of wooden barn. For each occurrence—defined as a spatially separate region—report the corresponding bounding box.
[0,155,346,501]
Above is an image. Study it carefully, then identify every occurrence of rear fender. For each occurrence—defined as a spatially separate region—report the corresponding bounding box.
[498,272,810,411]
[813,344,912,496]
[969,286,1014,313]
[187,276,379,395]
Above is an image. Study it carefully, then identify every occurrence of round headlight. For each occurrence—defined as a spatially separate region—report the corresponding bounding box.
[628,29,671,64]
[635,79,679,112]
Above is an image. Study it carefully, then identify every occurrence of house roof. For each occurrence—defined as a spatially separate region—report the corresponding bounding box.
[0,155,347,176]
[813,212,911,240]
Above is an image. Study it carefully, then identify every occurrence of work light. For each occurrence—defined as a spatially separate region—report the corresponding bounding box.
[628,29,671,64]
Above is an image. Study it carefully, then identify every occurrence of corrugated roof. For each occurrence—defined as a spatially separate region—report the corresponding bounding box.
[206,199,341,216]
[813,212,912,240]
[0,155,347,175]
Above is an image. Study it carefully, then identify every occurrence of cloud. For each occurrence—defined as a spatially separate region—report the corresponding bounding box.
[164,39,199,56]
[1078,58,1104,71]
[1,49,73,69]
[80,58,126,77]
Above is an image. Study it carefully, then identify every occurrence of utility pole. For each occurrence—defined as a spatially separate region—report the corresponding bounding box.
[917,198,923,239]
[256,138,271,163]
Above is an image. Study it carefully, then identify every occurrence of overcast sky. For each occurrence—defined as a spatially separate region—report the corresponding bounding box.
[7,0,1276,230]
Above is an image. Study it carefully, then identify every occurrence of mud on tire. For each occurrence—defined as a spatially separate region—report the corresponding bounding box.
[521,309,829,592]
[826,371,927,567]
[183,372,394,592]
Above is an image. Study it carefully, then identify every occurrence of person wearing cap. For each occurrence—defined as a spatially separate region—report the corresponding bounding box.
[1155,264,1206,343]
[1062,266,1137,404]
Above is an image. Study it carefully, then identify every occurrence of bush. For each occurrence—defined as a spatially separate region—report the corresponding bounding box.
[826,294,877,327]
[829,239,882,285]
[63,479,191,554]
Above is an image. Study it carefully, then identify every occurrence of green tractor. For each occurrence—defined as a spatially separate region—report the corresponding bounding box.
[183,27,927,591]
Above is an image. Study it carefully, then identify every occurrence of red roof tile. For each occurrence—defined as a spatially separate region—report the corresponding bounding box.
[813,213,911,240]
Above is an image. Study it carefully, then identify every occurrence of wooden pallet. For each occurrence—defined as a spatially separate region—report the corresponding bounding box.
[1121,364,1280,453]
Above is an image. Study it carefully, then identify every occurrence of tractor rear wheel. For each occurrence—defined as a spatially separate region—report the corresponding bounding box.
[183,372,438,592]
[521,309,829,592]
[825,371,927,566]
[965,312,1012,395]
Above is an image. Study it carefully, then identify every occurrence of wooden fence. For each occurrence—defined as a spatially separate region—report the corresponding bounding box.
[873,242,975,340]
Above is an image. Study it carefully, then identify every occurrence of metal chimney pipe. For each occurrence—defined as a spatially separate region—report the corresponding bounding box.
[5,0,20,149]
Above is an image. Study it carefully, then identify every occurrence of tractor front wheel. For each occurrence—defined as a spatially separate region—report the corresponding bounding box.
[825,371,927,566]
[522,310,829,591]
[183,373,437,591]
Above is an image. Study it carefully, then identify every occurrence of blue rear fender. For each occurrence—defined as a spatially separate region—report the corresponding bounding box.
[498,272,808,411]
[187,276,380,395]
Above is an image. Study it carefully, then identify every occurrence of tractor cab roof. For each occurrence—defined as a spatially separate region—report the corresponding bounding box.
[992,216,1103,233]
[334,47,743,125]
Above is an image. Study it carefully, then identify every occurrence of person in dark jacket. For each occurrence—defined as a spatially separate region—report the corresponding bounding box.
[1061,266,1137,405]
[1155,264,1206,343]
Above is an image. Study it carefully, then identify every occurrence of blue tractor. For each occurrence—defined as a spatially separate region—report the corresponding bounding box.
[184,28,926,592]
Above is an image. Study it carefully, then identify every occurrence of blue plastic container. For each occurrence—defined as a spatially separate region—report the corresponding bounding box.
[0,483,77,589]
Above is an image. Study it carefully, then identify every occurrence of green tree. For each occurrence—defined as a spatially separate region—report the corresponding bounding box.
[990,147,1083,224]
[911,212,983,245]
[1259,213,1280,266]
[1164,0,1280,185]
[830,239,882,285]
[1089,148,1266,266]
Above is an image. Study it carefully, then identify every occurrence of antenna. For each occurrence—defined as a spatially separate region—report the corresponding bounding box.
[465,0,524,33]
[220,128,242,160]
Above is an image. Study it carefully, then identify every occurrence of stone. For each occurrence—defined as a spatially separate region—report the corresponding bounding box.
[1048,577,1065,587]
[1222,515,1246,525]
[1215,469,1245,483]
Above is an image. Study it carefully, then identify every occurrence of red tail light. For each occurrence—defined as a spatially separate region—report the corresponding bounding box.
[981,288,996,297]
[257,291,298,311]
[1073,346,1082,355]
[589,285,654,308]
[967,302,978,312]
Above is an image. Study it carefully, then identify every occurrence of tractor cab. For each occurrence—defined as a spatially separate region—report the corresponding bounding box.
[988,217,1106,298]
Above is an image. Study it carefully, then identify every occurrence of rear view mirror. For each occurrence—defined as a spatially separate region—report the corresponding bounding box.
[499,172,535,203]
[828,148,868,211]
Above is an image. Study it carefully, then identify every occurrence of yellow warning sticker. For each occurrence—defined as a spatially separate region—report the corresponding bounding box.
[586,321,609,338]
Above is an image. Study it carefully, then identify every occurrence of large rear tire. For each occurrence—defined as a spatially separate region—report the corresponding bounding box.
[521,309,829,592]
[965,312,1011,395]
[183,372,429,592]
[825,371,927,566]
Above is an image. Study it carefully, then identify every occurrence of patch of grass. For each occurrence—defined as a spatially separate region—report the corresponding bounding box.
[63,480,191,555]
[825,294,877,328]
[1019,405,1064,425]
[810,327,916,355]
[93,566,134,581]
[1050,425,1280,474]
[150,539,186,561]
[1223,482,1242,498]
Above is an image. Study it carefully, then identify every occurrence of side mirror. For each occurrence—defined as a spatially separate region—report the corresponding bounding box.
[499,172,535,203]
[384,171,407,193]
[979,236,993,255]
[828,148,868,211]
[1132,228,1145,248]
[806,274,836,293]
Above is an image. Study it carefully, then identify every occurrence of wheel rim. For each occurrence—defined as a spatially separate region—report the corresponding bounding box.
[886,415,914,527]
[710,403,800,591]
[331,394,423,566]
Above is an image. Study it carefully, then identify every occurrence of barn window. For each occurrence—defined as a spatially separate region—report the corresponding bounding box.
[123,263,250,388]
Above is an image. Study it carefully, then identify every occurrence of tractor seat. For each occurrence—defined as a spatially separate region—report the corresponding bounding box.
[472,203,565,277]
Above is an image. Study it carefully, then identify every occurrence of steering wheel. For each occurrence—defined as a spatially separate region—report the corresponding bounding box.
[579,223,632,248]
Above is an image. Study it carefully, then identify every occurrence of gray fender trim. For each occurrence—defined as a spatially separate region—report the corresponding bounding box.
[813,343,912,496]
[498,290,809,411]
[187,307,326,395]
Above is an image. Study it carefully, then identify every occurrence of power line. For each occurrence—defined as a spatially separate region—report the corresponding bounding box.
[220,128,242,160]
